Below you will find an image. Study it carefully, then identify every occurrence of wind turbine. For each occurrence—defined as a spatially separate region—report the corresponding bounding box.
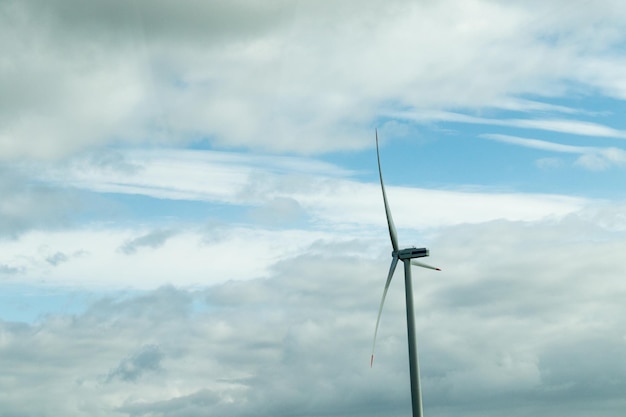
[371,130,440,417]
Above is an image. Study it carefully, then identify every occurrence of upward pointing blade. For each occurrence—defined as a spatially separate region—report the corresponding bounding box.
[371,256,399,367]
[376,130,399,252]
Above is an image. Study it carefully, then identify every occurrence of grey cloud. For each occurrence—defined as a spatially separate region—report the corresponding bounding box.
[82,150,142,175]
[120,229,177,255]
[16,0,295,43]
[85,286,193,322]
[118,389,223,417]
[46,252,69,266]
[2,216,626,416]
[0,255,406,416]
[0,161,142,239]
[0,165,83,238]
[0,264,21,275]
[44,250,87,267]
[4,0,626,159]
[107,344,164,382]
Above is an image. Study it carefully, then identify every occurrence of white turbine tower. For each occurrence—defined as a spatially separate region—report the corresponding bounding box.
[371,130,440,417]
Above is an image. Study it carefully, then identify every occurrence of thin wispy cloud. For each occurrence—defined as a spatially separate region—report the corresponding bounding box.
[36,149,590,230]
[482,133,626,170]
[395,110,626,140]
[482,134,590,153]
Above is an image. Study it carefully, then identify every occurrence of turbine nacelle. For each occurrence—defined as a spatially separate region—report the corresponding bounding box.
[394,247,429,260]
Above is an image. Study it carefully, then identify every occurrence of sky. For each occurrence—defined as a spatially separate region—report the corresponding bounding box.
[2,0,626,416]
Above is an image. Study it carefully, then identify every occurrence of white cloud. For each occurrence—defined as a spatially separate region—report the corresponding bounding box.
[247,197,306,226]
[298,181,586,231]
[0,147,590,278]
[0,226,347,289]
[3,0,626,158]
[536,157,564,170]
[42,149,352,204]
[38,149,589,233]
[482,134,591,153]
[0,144,600,292]
[512,119,626,138]
[396,111,626,139]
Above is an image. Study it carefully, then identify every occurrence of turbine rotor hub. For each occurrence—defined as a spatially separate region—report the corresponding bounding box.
[394,247,429,260]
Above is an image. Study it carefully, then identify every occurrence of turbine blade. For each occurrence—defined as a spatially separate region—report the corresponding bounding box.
[371,256,399,367]
[411,260,441,271]
[376,129,399,252]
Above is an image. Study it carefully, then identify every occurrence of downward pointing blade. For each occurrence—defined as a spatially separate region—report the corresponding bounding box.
[376,130,399,252]
[371,256,399,367]
[411,260,441,271]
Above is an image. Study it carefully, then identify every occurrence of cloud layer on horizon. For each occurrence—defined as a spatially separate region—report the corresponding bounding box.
[2,214,626,417]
